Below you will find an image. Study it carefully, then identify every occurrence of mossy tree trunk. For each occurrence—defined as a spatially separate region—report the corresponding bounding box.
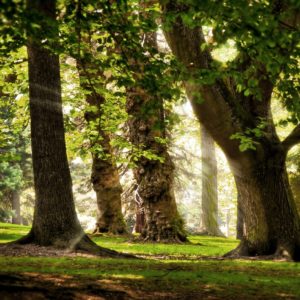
[200,125,224,236]
[124,29,186,242]
[126,83,186,243]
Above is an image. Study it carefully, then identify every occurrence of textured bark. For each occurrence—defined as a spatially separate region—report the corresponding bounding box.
[236,192,244,240]
[126,93,186,242]
[11,191,21,225]
[200,126,224,236]
[229,150,300,259]
[91,155,126,234]
[134,206,145,234]
[124,30,186,242]
[162,1,300,260]
[26,2,82,246]
[77,63,127,235]
[125,52,185,241]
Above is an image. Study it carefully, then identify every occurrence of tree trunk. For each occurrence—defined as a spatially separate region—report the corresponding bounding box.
[27,18,82,247]
[126,92,186,242]
[17,0,129,257]
[134,208,145,234]
[91,153,126,234]
[77,64,127,235]
[200,125,224,236]
[227,149,300,260]
[11,190,21,225]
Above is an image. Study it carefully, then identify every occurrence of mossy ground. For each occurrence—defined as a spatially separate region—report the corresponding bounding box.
[1,223,300,299]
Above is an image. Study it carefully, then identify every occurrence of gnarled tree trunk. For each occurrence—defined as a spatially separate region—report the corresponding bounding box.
[200,125,224,236]
[126,92,186,242]
[123,29,186,242]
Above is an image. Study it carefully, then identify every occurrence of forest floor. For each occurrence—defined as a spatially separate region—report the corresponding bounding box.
[1,223,300,299]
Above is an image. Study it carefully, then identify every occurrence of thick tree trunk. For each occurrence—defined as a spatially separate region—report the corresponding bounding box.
[11,190,21,225]
[123,29,186,242]
[126,92,186,243]
[226,149,300,260]
[200,126,224,236]
[27,30,83,247]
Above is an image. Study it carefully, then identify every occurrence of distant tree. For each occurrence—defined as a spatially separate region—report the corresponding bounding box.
[162,0,300,260]
[75,36,127,234]
[200,125,224,236]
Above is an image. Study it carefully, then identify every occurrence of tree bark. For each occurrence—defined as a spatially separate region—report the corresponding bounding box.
[236,192,244,239]
[228,149,300,259]
[200,125,224,236]
[91,156,126,234]
[162,1,300,260]
[126,90,186,242]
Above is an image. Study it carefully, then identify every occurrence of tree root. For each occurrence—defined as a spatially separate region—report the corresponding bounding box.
[9,231,137,259]
[223,240,300,262]
[75,235,136,258]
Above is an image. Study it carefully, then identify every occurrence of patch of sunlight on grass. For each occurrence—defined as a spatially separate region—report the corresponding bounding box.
[0,223,238,257]
[90,234,239,257]
[0,222,30,243]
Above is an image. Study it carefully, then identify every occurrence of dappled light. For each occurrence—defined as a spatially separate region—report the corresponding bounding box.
[1,0,300,298]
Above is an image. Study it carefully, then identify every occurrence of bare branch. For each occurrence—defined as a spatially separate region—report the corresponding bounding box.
[282,124,300,152]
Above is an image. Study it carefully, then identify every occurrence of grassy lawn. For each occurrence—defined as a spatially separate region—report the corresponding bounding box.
[1,223,300,299]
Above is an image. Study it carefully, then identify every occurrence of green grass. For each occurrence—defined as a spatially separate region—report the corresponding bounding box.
[0,222,238,256]
[1,222,300,299]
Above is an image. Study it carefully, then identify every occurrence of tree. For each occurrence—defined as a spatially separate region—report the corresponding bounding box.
[0,56,30,225]
[125,30,186,242]
[162,1,300,260]
[17,0,126,257]
[76,45,127,235]
[200,125,224,236]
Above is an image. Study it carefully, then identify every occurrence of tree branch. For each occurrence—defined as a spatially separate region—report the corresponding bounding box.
[282,124,300,152]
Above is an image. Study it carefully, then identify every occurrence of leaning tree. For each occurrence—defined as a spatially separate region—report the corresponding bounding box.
[162,0,300,260]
